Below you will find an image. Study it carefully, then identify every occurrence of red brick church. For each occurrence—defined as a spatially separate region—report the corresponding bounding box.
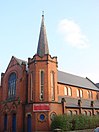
[0,14,99,132]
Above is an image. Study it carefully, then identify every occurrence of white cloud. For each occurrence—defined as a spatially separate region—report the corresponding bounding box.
[58,19,89,48]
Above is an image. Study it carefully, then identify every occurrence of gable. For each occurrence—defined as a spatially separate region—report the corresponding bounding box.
[7,56,19,69]
[4,56,27,75]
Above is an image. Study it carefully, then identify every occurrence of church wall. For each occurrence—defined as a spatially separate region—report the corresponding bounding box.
[0,58,27,132]
[58,83,98,100]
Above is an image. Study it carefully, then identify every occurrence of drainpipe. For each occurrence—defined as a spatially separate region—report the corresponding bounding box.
[78,99,82,114]
[91,101,95,115]
[61,98,66,114]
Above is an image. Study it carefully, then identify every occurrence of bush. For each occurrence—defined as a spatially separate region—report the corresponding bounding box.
[51,114,99,131]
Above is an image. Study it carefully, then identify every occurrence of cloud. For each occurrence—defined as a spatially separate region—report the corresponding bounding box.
[58,19,89,48]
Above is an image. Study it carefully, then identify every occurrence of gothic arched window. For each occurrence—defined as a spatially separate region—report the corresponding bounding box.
[51,71,55,101]
[40,70,44,100]
[8,73,16,98]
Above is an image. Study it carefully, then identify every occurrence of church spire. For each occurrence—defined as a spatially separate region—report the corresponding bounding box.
[37,12,49,57]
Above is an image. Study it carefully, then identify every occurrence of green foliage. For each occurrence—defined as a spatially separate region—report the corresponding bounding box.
[51,114,99,131]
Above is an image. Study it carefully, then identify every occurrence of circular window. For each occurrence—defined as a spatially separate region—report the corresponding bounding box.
[38,113,47,122]
[40,114,45,121]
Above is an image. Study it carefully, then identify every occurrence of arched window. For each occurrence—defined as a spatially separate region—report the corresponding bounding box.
[67,110,72,116]
[64,86,72,96]
[8,73,16,98]
[64,87,68,95]
[77,89,79,97]
[96,111,99,115]
[40,70,44,100]
[87,111,91,116]
[77,89,83,98]
[68,87,72,96]
[87,91,93,99]
[51,71,55,100]
[80,89,83,98]
[83,111,87,116]
[73,110,77,115]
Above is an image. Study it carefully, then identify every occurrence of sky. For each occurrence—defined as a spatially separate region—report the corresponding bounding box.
[0,0,99,83]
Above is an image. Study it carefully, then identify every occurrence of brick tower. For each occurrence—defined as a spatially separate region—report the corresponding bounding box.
[27,14,58,131]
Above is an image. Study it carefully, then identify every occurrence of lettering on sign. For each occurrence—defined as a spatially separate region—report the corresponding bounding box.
[33,104,50,112]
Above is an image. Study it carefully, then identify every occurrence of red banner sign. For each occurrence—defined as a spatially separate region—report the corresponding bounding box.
[33,104,50,112]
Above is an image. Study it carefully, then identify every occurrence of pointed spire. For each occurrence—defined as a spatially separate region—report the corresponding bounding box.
[37,12,49,57]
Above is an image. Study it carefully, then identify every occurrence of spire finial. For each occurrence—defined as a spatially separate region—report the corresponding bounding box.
[42,11,44,16]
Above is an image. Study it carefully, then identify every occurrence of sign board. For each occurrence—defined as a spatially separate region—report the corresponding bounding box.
[33,104,50,112]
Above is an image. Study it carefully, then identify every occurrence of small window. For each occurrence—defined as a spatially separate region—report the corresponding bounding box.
[87,111,91,116]
[68,87,72,96]
[87,91,93,99]
[73,111,77,115]
[96,111,99,115]
[64,87,68,95]
[77,89,79,97]
[80,89,83,98]
[77,89,83,98]
[67,110,72,116]
[83,111,87,116]
[8,73,16,98]
[64,86,72,96]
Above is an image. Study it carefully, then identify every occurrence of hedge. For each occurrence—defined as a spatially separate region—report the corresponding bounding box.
[51,114,99,131]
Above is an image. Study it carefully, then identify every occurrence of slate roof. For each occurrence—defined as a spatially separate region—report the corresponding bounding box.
[96,83,99,88]
[58,70,99,91]
[58,96,99,108]
[14,56,27,65]
[37,14,49,57]
[14,56,28,71]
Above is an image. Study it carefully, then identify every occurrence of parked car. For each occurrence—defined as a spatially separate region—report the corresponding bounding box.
[94,127,99,132]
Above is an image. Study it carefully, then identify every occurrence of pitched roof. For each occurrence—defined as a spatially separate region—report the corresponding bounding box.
[96,83,99,88]
[58,96,99,108]
[58,70,99,91]
[37,14,49,57]
[14,56,27,65]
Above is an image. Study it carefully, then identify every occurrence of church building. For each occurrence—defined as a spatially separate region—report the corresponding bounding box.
[0,14,99,132]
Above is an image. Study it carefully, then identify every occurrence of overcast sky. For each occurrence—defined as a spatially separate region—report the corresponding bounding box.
[0,0,99,83]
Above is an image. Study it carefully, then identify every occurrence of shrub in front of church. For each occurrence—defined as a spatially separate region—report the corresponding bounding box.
[51,115,99,131]
[51,115,72,131]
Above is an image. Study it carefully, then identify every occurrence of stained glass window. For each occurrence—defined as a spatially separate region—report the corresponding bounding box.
[8,73,16,98]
